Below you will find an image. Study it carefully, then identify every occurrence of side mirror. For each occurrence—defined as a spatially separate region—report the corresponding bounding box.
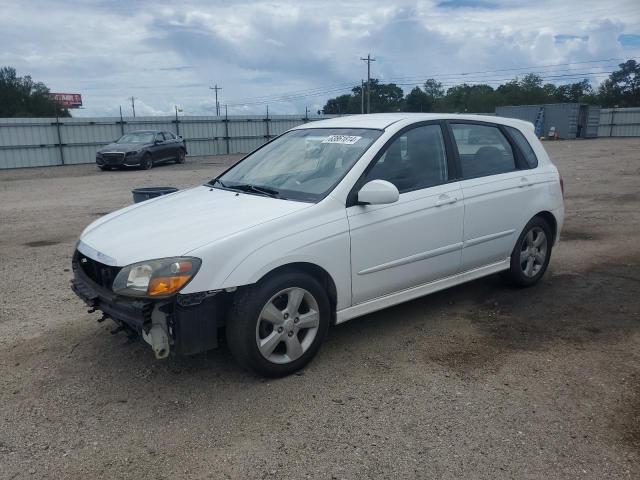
[357,180,399,205]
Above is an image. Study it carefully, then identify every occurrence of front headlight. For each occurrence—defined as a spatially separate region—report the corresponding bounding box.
[112,257,201,298]
[125,149,142,156]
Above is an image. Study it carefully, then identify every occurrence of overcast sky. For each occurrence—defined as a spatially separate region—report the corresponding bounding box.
[1,0,639,117]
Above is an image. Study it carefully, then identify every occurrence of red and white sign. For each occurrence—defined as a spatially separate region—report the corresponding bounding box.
[50,93,83,108]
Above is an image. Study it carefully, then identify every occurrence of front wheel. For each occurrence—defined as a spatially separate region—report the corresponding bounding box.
[226,271,330,377]
[176,149,186,164]
[141,153,153,170]
[503,217,553,287]
[98,165,110,171]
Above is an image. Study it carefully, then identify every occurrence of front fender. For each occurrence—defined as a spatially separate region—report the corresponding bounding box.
[181,197,352,310]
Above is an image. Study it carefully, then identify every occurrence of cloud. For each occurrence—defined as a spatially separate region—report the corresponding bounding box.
[0,0,638,116]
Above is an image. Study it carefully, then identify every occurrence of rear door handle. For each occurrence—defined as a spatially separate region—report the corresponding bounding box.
[519,177,533,188]
[436,195,458,207]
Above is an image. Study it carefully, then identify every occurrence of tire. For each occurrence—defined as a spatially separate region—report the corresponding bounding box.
[226,271,330,377]
[176,149,186,164]
[98,165,110,171]
[141,153,153,170]
[503,216,553,288]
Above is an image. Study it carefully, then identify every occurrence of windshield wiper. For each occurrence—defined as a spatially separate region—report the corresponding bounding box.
[210,178,227,188]
[229,183,280,198]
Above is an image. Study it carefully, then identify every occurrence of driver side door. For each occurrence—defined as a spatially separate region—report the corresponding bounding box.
[347,123,464,304]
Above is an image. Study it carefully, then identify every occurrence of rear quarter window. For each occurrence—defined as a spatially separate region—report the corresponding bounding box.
[506,126,538,169]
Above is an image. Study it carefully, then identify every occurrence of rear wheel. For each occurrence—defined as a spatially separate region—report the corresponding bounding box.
[226,271,330,377]
[141,153,153,170]
[503,216,553,287]
[176,149,186,164]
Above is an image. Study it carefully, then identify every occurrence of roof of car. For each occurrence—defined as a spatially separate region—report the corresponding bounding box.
[128,130,162,134]
[293,113,534,131]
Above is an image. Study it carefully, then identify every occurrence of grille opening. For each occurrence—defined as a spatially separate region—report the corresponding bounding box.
[74,250,122,290]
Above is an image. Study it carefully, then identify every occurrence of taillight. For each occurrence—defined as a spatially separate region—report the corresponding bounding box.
[559,175,564,198]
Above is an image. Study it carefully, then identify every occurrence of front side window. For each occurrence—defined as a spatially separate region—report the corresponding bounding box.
[213,128,382,202]
[451,123,516,178]
[364,124,448,193]
[164,131,176,140]
[155,132,165,142]
[506,126,538,168]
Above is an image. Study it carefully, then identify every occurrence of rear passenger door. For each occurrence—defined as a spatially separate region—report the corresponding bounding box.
[448,122,533,271]
[163,131,179,159]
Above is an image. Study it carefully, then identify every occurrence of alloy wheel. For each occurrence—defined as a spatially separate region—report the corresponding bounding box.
[255,287,320,364]
[520,226,548,277]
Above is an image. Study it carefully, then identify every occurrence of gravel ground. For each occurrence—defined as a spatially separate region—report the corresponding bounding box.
[0,139,639,479]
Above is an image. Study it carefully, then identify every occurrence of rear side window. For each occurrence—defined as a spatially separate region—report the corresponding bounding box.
[506,126,538,168]
[450,123,516,179]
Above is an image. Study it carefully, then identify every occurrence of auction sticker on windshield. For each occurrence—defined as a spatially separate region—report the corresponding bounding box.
[322,135,362,145]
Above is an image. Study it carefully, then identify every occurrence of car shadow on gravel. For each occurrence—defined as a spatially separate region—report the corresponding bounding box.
[327,259,640,377]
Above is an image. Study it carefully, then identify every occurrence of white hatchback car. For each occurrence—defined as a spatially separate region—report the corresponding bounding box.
[72,113,564,376]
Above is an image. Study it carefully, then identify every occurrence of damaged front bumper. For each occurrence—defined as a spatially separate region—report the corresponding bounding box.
[71,251,227,359]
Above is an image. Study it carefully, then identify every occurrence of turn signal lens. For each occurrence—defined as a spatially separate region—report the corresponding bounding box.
[147,275,192,296]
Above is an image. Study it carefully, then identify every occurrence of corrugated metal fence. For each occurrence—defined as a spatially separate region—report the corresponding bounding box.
[0,114,334,169]
[598,108,640,137]
[2,109,639,169]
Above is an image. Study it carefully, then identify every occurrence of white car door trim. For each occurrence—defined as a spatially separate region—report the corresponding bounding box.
[336,257,510,324]
[357,242,464,275]
[463,229,515,248]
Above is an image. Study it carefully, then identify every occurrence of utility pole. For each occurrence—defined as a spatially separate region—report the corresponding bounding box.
[265,105,270,139]
[210,84,222,116]
[360,54,376,114]
[174,105,181,136]
[224,104,230,154]
[361,79,364,114]
[118,105,125,135]
[129,96,136,118]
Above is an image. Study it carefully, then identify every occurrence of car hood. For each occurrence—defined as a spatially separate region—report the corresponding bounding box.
[99,142,150,153]
[79,185,312,266]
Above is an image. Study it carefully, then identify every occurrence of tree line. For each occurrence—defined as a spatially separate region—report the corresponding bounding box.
[322,59,640,115]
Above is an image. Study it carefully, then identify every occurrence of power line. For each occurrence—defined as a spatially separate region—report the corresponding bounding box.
[394,70,616,86]
[223,56,635,107]
[223,70,616,108]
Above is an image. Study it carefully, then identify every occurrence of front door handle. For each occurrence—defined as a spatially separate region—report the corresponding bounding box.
[435,195,458,207]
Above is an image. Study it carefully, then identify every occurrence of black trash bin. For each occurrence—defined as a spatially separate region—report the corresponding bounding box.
[132,187,178,203]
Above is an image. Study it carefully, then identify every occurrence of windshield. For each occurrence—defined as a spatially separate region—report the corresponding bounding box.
[117,132,154,144]
[212,128,382,202]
